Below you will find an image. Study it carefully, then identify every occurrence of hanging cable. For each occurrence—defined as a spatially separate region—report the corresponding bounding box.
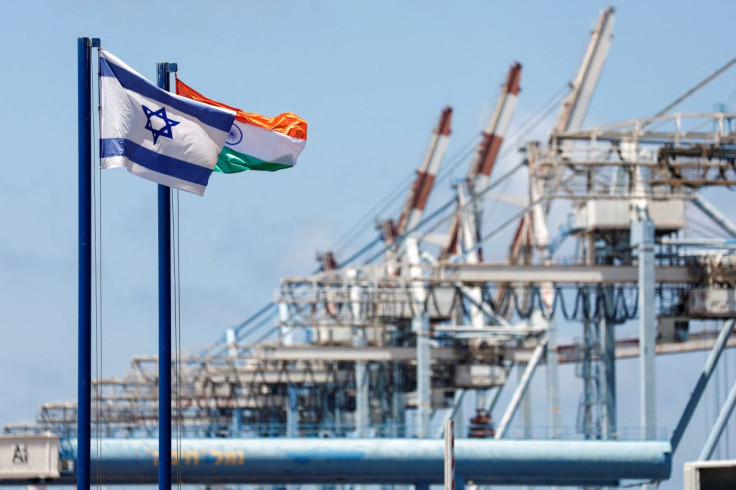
[171,189,183,489]
[333,120,481,257]
[363,161,527,266]
[91,52,104,487]
[332,170,415,256]
[432,133,484,188]
[335,85,567,261]
[439,83,569,193]
[92,71,99,488]
[332,134,481,261]
[496,285,641,323]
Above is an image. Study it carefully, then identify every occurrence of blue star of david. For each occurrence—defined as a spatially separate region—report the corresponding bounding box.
[142,104,180,144]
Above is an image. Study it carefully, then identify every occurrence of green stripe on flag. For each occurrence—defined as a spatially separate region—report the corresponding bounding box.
[215,147,294,173]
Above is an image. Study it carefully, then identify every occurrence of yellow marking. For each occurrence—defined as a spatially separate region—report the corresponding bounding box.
[145,449,199,467]
[209,450,224,465]
[146,450,159,467]
[182,451,200,465]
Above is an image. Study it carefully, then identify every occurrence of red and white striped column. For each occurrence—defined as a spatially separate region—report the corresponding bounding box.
[472,62,521,194]
[396,107,453,235]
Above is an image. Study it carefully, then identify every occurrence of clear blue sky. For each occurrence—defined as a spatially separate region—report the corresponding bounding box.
[1,1,736,488]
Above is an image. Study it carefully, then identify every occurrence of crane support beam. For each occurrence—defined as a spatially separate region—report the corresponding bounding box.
[692,194,736,239]
[438,264,694,284]
[700,376,736,461]
[5,438,672,487]
[495,334,548,439]
[280,264,694,286]
[253,346,459,362]
[670,319,736,453]
[635,219,657,441]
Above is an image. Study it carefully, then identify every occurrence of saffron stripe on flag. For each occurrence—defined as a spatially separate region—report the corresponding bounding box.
[99,56,233,132]
[175,79,307,140]
[101,138,213,186]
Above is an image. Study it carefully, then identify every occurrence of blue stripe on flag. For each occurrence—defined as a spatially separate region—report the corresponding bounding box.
[99,56,233,132]
[99,56,116,78]
[101,138,212,186]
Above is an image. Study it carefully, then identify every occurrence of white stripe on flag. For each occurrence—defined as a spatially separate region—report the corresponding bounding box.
[229,121,306,166]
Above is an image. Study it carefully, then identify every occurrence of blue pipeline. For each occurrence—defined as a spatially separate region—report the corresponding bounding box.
[39,438,671,487]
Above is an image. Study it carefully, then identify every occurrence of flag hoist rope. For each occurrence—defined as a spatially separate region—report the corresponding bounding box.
[79,36,102,490]
[172,188,183,489]
[91,41,104,490]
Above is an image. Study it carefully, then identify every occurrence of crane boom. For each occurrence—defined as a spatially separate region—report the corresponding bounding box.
[444,63,522,258]
[473,62,523,191]
[553,6,615,135]
[396,107,453,236]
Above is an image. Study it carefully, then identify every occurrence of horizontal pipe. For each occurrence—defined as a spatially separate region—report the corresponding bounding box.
[8,438,671,486]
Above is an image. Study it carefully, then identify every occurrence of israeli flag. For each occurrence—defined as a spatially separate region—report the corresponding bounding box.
[99,49,235,196]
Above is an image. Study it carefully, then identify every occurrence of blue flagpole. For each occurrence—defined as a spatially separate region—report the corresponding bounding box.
[77,36,98,490]
[157,62,172,490]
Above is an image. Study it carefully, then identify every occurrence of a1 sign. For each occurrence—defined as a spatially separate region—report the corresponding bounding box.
[12,444,28,465]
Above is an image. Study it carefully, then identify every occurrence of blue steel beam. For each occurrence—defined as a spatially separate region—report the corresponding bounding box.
[12,438,672,487]
[635,218,657,441]
[699,376,736,460]
[77,36,93,490]
[670,319,736,453]
[156,62,173,490]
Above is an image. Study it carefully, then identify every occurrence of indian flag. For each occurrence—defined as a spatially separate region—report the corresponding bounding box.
[176,78,307,173]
